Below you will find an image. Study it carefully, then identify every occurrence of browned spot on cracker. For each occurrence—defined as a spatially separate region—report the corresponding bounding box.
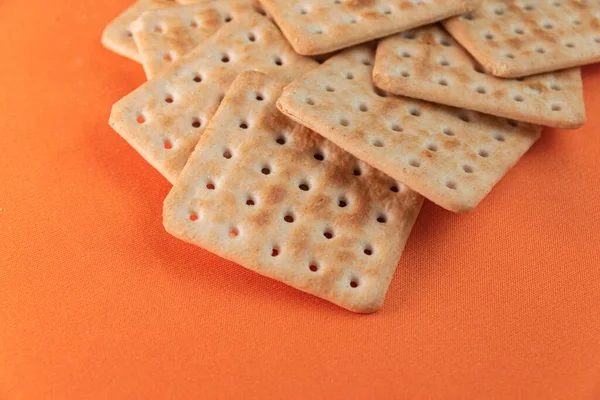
[443,139,461,150]
[265,184,287,204]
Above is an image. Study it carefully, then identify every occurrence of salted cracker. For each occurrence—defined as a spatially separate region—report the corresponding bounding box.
[132,0,259,78]
[257,0,482,55]
[373,25,586,129]
[109,15,317,183]
[443,0,600,78]
[277,47,542,213]
[164,71,423,313]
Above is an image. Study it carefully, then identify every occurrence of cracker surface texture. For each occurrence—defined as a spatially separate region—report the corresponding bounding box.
[164,71,423,313]
[443,0,600,78]
[132,0,257,78]
[374,25,586,129]
[109,14,317,183]
[258,0,482,55]
[277,47,542,213]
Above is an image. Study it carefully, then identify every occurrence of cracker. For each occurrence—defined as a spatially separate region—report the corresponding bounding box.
[443,0,600,78]
[101,0,197,62]
[257,0,482,55]
[109,15,317,183]
[277,47,542,213]
[163,71,423,313]
[373,25,586,129]
[132,0,259,78]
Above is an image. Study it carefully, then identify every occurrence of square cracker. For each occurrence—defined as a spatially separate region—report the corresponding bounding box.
[277,46,542,213]
[163,71,423,313]
[257,0,482,56]
[373,25,586,129]
[109,14,317,183]
[132,0,260,78]
[443,0,600,78]
[101,0,198,62]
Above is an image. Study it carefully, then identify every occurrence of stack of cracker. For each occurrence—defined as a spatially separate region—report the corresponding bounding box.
[103,0,598,313]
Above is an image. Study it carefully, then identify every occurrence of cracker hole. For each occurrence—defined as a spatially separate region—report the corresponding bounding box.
[325,85,335,92]
[206,182,216,190]
[193,74,202,83]
[507,119,519,127]
[353,168,361,176]
[223,150,232,159]
[372,139,384,148]
[484,32,494,40]
[309,264,319,272]
[463,164,474,173]
[493,132,506,142]
[475,86,486,94]
[442,127,454,136]
[221,54,230,63]
[409,159,421,168]
[255,93,264,101]
[478,149,489,158]
[306,98,315,105]
[338,198,348,208]
[164,95,174,103]
[564,42,575,48]
[239,121,248,129]
[229,228,239,238]
[274,57,284,66]
[377,215,387,224]
[494,8,505,15]
[358,103,369,112]
[390,185,399,193]
[154,25,163,33]
[276,135,286,145]
[299,183,310,191]
[505,53,515,59]
[535,47,545,54]
[346,72,354,80]
[513,94,524,102]
[437,78,448,86]
[439,38,451,47]
[458,113,470,123]
[473,64,485,74]
[189,213,199,222]
[163,139,173,150]
[523,4,535,11]
[246,198,255,206]
[550,84,561,91]
[551,104,562,111]
[247,32,256,42]
[271,247,279,257]
[324,230,334,239]
[391,123,403,132]
[409,107,421,117]
[363,247,373,256]
[446,181,457,190]
[400,51,411,58]
[163,54,172,62]
[224,14,233,23]
[542,22,555,29]
[314,152,324,161]
[400,70,410,78]
[261,167,271,175]
[339,118,350,127]
[426,143,438,152]
[463,13,474,20]
[514,27,525,34]
[190,20,198,29]
[402,31,416,39]
[298,7,307,14]
[350,280,359,288]
[284,214,295,223]
[136,115,146,124]
[438,57,450,66]
[192,119,202,128]
[362,58,372,66]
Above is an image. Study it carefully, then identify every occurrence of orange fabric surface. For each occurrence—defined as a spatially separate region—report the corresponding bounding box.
[1,1,600,398]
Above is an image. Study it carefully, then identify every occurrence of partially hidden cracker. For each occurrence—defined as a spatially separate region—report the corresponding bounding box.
[443,0,600,78]
[163,71,423,313]
[109,14,317,183]
[277,47,542,213]
[101,0,198,62]
[257,0,482,56]
[132,0,259,78]
[373,25,586,129]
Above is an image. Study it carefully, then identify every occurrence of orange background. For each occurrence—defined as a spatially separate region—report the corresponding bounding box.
[1,1,600,398]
